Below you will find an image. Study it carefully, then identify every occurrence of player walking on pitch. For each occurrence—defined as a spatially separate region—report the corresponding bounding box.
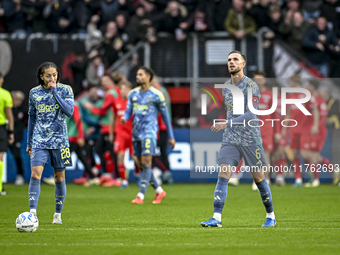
[201,51,276,227]
[121,67,175,204]
[27,62,74,224]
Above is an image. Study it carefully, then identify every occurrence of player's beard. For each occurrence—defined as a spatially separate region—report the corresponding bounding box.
[228,66,242,75]
[136,79,145,86]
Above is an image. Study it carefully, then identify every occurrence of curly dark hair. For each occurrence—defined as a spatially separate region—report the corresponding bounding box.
[36,62,60,85]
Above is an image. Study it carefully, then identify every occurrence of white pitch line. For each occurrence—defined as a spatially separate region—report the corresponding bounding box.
[0,243,339,247]
[3,227,340,231]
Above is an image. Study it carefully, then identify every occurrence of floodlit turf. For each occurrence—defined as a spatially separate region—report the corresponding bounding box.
[1,183,340,255]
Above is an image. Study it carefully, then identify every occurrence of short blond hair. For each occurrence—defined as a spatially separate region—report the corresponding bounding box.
[11,90,25,101]
[120,81,132,89]
[110,72,125,85]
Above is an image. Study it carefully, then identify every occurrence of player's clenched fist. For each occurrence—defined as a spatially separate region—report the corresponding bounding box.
[26,147,32,157]
[168,139,176,149]
[48,81,57,89]
[120,117,127,124]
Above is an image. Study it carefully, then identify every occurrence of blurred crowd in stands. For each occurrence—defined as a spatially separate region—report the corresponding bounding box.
[1,0,340,77]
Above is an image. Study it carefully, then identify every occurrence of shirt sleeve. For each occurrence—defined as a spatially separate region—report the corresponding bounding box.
[73,104,84,140]
[227,104,258,126]
[156,93,174,140]
[5,91,13,108]
[123,91,133,121]
[27,90,36,147]
[228,81,259,126]
[28,91,36,116]
[91,93,115,115]
[51,85,74,117]
[309,95,318,109]
[112,100,118,114]
[79,103,100,127]
[27,114,36,147]
[251,82,261,107]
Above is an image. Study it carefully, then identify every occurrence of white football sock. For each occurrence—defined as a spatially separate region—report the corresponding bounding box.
[213,213,221,222]
[266,212,275,220]
[155,186,163,194]
[137,193,145,200]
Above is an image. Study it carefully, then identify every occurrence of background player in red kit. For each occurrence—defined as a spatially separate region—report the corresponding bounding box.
[305,79,332,187]
[282,75,319,187]
[109,82,134,189]
[82,75,120,185]
[272,83,287,186]
[252,71,280,189]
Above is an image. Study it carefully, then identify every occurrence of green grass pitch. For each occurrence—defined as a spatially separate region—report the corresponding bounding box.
[1,183,340,255]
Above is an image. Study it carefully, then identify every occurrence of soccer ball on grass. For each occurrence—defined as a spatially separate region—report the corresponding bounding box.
[16,212,39,232]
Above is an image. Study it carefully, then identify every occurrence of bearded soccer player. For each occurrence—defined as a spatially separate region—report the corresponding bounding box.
[200,51,276,227]
[27,62,74,224]
[121,67,175,204]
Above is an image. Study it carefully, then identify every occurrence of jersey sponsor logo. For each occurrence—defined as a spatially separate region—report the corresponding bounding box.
[64,160,70,164]
[132,96,137,101]
[38,104,45,113]
[256,160,263,165]
[133,103,149,112]
[36,96,42,101]
[38,103,60,113]
[144,149,150,154]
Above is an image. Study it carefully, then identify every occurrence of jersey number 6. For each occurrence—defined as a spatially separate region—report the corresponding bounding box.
[255,148,261,159]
